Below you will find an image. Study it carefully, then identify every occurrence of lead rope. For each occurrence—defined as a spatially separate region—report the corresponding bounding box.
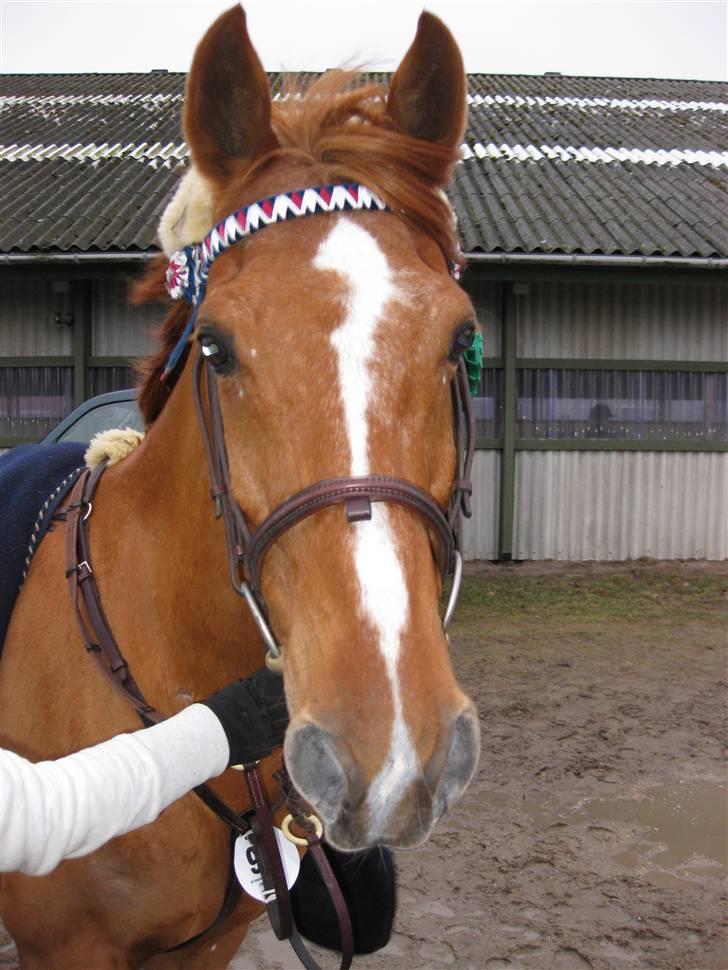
[277,768,355,970]
[245,764,354,970]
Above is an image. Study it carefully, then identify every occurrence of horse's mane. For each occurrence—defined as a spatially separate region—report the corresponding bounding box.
[133,72,462,425]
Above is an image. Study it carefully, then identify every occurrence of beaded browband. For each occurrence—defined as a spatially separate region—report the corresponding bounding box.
[162,182,389,377]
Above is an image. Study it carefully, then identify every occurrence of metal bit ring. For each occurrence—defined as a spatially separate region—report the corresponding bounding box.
[281,812,324,846]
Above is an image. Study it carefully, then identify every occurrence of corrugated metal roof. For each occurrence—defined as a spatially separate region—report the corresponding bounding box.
[0,157,182,252]
[0,71,726,258]
[454,156,727,257]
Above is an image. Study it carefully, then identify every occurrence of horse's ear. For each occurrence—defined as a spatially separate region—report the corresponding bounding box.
[184,4,275,183]
[387,12,467,151]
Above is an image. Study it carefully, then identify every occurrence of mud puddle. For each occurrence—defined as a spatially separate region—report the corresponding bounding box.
[576,781,727,887]
[513,781,727,890]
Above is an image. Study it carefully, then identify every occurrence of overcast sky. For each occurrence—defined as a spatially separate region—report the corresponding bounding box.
[1,0,726,81]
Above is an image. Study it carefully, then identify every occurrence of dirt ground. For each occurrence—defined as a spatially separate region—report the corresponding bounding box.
[238,562,727,970]
[2,562,726,970]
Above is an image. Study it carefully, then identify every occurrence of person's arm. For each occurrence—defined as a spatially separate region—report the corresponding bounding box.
[1,669,288,876]
[1,704,227,875]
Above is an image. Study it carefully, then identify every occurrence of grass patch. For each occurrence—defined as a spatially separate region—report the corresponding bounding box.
[446,568,727,632]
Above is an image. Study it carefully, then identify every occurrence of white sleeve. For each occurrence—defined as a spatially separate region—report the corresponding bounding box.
[0,703,229,876]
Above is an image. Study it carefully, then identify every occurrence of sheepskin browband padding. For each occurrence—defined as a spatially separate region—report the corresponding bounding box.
[85,428,144,469]
[158,167,215,257]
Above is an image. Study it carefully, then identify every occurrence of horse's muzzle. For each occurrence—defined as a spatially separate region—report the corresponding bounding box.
[284,708,480,850]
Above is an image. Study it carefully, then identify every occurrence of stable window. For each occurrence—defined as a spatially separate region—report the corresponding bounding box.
[473,368,504,441]
[89,366,137,397]
[516,369,728,442]
[0,366,73,440]
[0,277,156,448]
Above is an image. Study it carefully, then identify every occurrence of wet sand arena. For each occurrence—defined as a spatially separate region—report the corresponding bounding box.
[1,563,725,969]
[239,563,727,970]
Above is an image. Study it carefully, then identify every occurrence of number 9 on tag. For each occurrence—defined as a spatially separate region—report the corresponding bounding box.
[233,829,301,902]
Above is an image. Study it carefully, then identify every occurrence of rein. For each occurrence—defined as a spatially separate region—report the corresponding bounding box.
[63,465,257,834]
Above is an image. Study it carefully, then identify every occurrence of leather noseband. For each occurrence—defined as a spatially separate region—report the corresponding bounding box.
[192,346,475,671]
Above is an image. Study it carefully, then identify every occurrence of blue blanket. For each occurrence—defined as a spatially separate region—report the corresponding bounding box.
[0,442,86,648]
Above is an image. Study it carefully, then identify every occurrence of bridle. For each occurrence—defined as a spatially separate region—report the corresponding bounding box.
[59,180,476,966]
[164,181,476,672]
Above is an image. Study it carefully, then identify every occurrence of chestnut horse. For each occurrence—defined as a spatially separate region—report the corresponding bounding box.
[0,7,480,967]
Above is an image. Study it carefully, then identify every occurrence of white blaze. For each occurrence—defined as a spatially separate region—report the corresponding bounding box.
[317,218,389,477]
[314,219,418,832]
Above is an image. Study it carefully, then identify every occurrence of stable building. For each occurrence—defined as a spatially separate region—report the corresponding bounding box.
[1,71,726,560]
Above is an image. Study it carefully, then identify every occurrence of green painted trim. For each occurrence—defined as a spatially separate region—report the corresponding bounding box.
[0,357,72,367]
[71,281,87,405]
[0,437,38,448]
[90,356,136,368]
[463,264,728,287]
[516,358,728,373]
[82,282,95,400]
[475,439,726,452]
[515,439,727,452]
[0,356,135,370]
[498,285,517,561]
[482,358,503,369]
[475,437,503,450]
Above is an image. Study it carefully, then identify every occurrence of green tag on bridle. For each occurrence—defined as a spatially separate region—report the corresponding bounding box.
[464,332,484,396]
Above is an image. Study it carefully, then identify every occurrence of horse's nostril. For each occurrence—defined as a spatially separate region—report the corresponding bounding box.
[430,708,481,820]
[423,727,449,792]
[284,721,355,821]
[284,710,479,849]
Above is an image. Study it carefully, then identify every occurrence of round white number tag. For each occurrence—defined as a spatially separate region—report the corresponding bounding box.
[233,829,301,903]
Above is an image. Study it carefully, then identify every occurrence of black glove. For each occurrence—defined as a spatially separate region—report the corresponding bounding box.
[201,667,288,767]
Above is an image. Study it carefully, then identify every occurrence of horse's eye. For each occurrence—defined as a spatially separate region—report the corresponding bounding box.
[199,333,230,370]
[449,323,476,361]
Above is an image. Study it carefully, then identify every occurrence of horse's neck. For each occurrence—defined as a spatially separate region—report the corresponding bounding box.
[93,365,264,708]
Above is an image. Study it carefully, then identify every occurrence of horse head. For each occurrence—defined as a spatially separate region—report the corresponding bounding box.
[146,5,480,851]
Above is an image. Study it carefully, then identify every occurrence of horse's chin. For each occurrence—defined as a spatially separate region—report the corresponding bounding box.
[321,815,436,853]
